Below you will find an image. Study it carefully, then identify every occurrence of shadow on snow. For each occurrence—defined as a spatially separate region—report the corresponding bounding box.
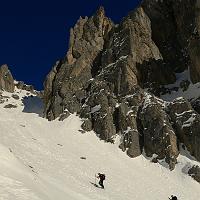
[22,96,44,117]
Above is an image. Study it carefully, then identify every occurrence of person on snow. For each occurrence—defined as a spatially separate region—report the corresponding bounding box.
[96,173,105,189]
[169,195,178,200]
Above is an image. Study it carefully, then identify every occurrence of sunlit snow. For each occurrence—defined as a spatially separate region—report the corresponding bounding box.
[0,88,200,200]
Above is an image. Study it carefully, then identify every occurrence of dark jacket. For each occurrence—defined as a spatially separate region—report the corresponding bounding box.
[98,173,105,181]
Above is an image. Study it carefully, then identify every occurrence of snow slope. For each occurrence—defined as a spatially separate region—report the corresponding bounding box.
[0,89,200,200]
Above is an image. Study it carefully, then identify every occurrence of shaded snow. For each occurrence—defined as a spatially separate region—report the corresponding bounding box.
[22,96,44,116]
[0,89,200,200]
[161,70,200,101]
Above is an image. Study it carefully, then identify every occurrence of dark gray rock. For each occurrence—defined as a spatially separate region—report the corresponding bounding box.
[81,119,93,132]
[88,90,116,141]
[59,111,71,121]
[0,64,15,93]
[192,97,200,114]
[167,97,200,161]
[4,104,17,109]
[0,94,10,102]
[12,94,20,100]
[142,0,200,83]
[151,157,158,163]
[16,81,24,90]
[0,98,5,104]
[0,99,4,104]
[139,94,179,170]
[43,61,60,120]
[0,93,5,104]
[136,60,176,96]
[188,165,200,183]
[16,81,35,93]
[117,90,144,158]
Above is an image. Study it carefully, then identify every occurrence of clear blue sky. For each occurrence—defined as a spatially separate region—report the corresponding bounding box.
[0,0,141,90]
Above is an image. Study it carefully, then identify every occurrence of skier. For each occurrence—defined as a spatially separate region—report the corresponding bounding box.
[96,173,105,189]
[169,195,178,200]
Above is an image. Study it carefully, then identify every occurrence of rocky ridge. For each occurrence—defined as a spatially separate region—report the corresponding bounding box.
[0,64,41,108]
[42,1,200,171]
[0,64,40,94]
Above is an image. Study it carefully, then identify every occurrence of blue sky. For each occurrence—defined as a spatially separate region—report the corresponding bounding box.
[0,0,141,90]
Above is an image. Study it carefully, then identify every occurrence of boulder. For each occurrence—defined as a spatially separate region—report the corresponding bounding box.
[58,110,71,121]
[81,119,93,132]
[192,97,200,114]
[188,165,200,183]
[16,81,35,94]
[4,104,17,108]
[12,94,20,100]
[116,89,144,158]
[142,0,187,73]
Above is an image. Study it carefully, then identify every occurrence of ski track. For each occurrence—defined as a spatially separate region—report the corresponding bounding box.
[0,89,200,200]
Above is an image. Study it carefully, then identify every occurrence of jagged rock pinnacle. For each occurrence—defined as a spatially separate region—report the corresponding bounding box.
[96,6,106,17]
[0,64,15,93]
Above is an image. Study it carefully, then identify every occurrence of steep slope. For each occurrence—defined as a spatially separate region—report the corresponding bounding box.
[0,89,200,200]
[1,1,200,198]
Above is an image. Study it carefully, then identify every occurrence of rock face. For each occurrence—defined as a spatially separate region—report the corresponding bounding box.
[139,94,178,170]
[16,81,35,93]
[0,65,15,92]
[142,0,200,83]
[192,97,200,114]
[167,98,200,161]
[43,7,114,120]
[43,3,200,169]
[188,165,200,183]
[43,6,164,159]
[173,0,200,83]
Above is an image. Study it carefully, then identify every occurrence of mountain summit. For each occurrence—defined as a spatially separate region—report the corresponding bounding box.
[42,1,200,171]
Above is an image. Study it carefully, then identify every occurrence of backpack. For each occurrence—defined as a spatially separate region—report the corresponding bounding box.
[100,174,105,180]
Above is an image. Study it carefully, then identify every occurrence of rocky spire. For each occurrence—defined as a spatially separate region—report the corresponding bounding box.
[43,7,114,120]
[66,6,113,65]
[0,64,15,93]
